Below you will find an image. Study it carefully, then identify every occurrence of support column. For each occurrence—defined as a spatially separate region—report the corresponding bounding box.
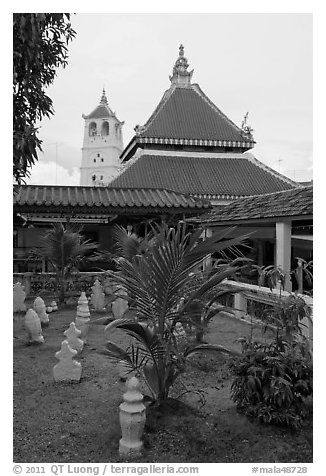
[275,222,292,292]
[257,240,264,267]
[201,227,213,271]
[234,293,247,319]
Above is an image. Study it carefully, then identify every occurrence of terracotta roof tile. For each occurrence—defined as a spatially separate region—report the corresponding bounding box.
[13,185,210,213]
[203,186,313,223]
[137,85,252,145]
[109,154,294,197]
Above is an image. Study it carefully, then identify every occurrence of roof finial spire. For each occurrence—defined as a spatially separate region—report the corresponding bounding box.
[169,44,194,87]
[100,88,108,106]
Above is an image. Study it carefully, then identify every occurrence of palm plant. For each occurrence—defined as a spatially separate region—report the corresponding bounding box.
[102,222,251,406]
[31,222,98,303]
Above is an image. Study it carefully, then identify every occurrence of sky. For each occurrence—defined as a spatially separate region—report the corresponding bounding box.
[25,13,313,185]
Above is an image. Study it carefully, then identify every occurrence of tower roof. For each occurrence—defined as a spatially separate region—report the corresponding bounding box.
[83,89,122,121]
[122,46,255,161]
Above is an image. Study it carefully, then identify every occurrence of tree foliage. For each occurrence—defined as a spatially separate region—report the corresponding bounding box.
[30,222,98,304]
[13,13,76,183]
[101,222,250,405]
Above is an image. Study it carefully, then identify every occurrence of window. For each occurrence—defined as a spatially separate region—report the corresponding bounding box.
[100,175,103,180]
[101,158,104,162]
[93,158,96,163]
[89,122,97,136]
[102,121,109,136]
[97,153,100,157]
[92,174,96,182]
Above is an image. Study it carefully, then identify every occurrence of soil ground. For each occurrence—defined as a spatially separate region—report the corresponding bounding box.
[13,302,312,463]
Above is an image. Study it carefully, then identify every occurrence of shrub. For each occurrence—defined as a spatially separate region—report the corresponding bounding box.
[230,339,312,429]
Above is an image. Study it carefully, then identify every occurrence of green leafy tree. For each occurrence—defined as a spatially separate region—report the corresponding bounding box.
[13,13,76,183]
[31,222,98,304]
[102,223,250,406]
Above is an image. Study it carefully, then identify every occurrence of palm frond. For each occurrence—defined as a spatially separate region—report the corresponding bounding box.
[184,343,241,358]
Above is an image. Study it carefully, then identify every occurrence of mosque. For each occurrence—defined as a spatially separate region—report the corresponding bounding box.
[13,45,312,286]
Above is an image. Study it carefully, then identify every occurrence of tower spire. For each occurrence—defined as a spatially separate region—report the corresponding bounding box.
[169,44,194,87]
[100,88,108,106]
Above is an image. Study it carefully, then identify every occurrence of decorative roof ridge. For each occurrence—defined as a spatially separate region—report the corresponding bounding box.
[136,149,251,159]
[193,193,244,200]
[120,148,255,171]
[244,153,298,187]
[191,83,254,142]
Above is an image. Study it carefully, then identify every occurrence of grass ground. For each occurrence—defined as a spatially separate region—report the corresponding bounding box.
[13,301,312,463]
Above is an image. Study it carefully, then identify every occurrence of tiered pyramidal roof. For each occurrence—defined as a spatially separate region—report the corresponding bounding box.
[122,45,254,161]
[112,46,296,199]
[83,88,122,122]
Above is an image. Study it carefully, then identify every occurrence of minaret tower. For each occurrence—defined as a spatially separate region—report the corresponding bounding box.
[80,89,124,186]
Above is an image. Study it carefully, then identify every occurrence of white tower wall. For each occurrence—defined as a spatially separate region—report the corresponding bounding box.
[80,90,124,186]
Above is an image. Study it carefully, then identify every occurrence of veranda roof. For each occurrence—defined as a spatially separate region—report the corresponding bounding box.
[198,185,313,224]
[13,185,210,215]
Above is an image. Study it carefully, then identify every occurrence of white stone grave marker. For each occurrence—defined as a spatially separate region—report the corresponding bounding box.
[13,282,26,312]
[119,376,146,456]
[75,292,90,342]
[33,296,49,327]
[64,322,84,353]
[53,340,82,382]
[112,289,128,320]
[91,279,105,311]
[25,309,44,344]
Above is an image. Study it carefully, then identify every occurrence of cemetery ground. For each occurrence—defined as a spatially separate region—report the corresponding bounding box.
[13,303,313,464]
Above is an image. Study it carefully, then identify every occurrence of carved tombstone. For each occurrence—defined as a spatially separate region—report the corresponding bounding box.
[64,322,84,353]
[119,377,146,456]
[91,279,105,311]
[75,292,90,342]
[53,340,82,383]
[25,309,44,344]
[33,296,49,327]
[13,282,26,313]
[103,277,113,296]
[112,289,129,320]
